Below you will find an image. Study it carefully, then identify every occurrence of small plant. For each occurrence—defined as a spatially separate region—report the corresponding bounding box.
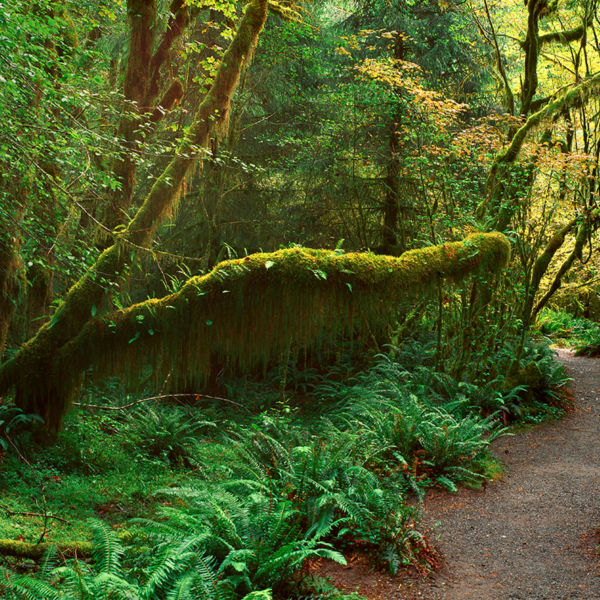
[0,403,43,452]
[126,406,215,465]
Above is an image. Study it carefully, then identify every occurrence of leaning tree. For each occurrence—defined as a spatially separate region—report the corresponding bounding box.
[0,0,514,430]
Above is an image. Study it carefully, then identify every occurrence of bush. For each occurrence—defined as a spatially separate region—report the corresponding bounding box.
[125,406,216,465]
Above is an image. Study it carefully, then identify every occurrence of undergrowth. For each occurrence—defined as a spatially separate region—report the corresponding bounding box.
[536,308,600,356]
[0,335,569,599]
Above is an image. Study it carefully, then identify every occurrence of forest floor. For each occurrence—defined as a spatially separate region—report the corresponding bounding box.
[318,349,600,600]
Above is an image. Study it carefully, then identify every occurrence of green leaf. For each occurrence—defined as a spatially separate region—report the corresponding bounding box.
[128,332,141,344]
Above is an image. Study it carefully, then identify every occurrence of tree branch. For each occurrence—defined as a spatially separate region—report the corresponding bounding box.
[49,235,510,408]
[0,0,270,429]
[479,72,600,228]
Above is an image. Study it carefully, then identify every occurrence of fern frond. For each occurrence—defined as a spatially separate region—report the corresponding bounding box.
[92,572,141,598]
[38,546,60,581]
[241,590,273,600]
[5,577,61,600]
[88,518,124,576]
[166,572,195,600]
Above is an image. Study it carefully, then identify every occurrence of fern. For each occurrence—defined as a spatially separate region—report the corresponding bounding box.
[89,518,124,577]
[240,592,273,600]
[4,578,62,600]
[166,572,195,600]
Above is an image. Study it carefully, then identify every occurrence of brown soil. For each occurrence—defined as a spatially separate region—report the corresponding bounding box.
[315,349,600,600]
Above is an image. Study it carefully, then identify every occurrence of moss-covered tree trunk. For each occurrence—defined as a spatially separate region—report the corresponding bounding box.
[0,0,269,429]
[479,1,597,231]
[0,237,21,355]
[99,0,188,238]
[40,233,510,426]
[480,72,600,231]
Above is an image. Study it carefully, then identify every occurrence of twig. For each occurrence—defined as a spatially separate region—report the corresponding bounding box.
[74,392,250,412]
[0,503,71,525]
[5,436,50,544]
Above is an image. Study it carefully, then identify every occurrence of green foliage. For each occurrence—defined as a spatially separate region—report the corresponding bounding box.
[0,0,592,595]
[2,518,274,600]
[318,352,507,489]
[0,332,571,595]
[0,403,43,451]
[536,309,600,356]
[126,406,215,466]
[141,485,345,598]
[225,418,422,572]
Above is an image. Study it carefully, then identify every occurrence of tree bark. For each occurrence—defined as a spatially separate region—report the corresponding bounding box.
[0,235,22,355]
[100,0,189,237]
[0,0,269,429]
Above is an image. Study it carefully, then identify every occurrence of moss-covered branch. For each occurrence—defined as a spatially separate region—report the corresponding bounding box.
[0,539,92,560]
[0,0,269,428]
[479,71,600,229]
[145,0,189,108]
[534,210,600,317]
[538,24,588,46]
[35,234,510,422]
[521,218,577,327]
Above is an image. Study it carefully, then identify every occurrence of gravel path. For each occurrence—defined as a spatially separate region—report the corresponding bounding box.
[318,350,600,599]
[414,348,600,600]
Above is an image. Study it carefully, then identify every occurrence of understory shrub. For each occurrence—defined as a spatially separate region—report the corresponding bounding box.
[536,309,600,356]
[0,333,568,596]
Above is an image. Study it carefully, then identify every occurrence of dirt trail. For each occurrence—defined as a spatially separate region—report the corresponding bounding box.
[413,348,600,599]
[320,350,600,600]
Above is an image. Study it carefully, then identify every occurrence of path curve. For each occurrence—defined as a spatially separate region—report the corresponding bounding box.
[317,350,600,599]
[413,349,600,600]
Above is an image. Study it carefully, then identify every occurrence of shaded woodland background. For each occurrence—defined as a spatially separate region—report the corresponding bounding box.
[1,0,599,399]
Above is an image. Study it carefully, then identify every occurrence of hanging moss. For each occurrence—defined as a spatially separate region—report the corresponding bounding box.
[16,233,508,427]
[0,0,269,429]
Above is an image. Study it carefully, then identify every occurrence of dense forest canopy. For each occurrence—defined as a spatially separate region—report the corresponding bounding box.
[0,0,599,596]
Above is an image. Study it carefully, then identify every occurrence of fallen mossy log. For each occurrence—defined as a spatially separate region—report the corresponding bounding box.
[0,539,93,560]
[3,233,510,428]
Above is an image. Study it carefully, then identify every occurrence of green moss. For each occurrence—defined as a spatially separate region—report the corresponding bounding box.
[480,72,600,227]
[47,234,510,413]
[2,233,510,429]
[0,539,92,559]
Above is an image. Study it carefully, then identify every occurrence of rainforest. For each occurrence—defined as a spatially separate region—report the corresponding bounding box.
[1,0,599,598]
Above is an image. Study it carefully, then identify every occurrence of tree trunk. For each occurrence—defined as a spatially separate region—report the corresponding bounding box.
[99,0,189,238]
[0,0,269,429]
[381,33,405,254]
[0,238,22,355]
